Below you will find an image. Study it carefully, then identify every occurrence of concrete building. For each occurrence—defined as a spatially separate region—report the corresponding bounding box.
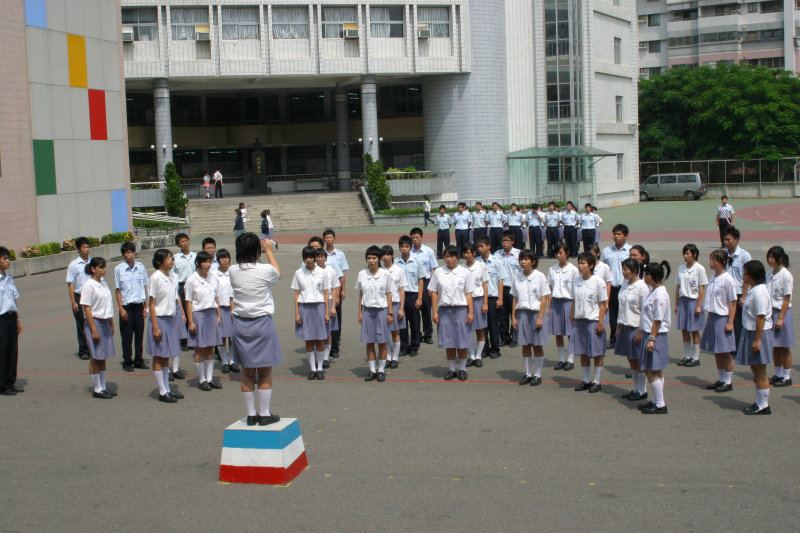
[122,0,639,207]
[0,0,130,252]
[637,0,799,76]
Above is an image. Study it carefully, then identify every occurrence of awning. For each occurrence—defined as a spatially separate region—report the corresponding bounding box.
[507,146,618,159]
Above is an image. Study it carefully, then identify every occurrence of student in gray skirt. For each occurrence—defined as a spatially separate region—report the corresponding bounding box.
[615,258,651,402]
[570,252,608,392]
[229,233,282,426]
[214,249,239,374]
[637,261,672,414]
[548,244,579,370]
[462,242,489,367]
[381,245,407,369]
[511,249,551,386]
[292,246,331,380]
[736,260,774,415]
[675,244,708,367]
[356,246,394,382]
[185,251,223,391]
[81,258,117,399]
[700,250,738,394]
[766,246,793,387]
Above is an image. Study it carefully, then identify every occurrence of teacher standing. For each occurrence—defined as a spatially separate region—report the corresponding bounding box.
[715,195,734,248]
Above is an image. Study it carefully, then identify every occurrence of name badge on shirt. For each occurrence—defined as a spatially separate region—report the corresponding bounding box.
[586,293,594,302]
[690,279,698,288]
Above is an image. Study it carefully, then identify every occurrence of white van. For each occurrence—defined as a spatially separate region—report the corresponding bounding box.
[640,172,708,201]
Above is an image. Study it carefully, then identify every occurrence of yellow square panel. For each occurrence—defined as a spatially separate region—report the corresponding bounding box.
[67,34,87,88]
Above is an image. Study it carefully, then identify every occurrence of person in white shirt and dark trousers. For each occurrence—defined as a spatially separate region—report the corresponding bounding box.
[66,236,92,360]
[600,224,631,349]
[435,205,452,259]
[527,204,544,259]
[0,247,23,395]
[579,203,601,253]
[395,236,425,356]
[453,202,471,257]
[506,204,525,251]
[495,231,521,347]
[410,228,438,345]
[723,226,751,349]
[114,241,149,372]
[715,195,734,248]
[471,202,488,242]
[561,201,580,257]
[543,202,561,259]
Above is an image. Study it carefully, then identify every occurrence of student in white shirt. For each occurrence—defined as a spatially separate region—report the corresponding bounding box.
[615,258,651,401]
[172,232,196,357]
[579,203,601,253]
[506,203,526,251]
[471,202,488,242]
[435,204,453,259]
[80,258,116,399]
[429,245,474,381]
[185,251,223,392]
[487,202,507,254]
[736,260,774,415]
[202,238,220,273]
[766,246,794,386]
[395,236,425,356]
[114,241,149,373]
[561,201,580,258]
[675,244,709,367]
[381,245,407,369]
[543,202,562,258]
[723,226,751,346]
[637,261,672,414]
[463,242,489,367]
[511,249,551,386]
[548,244,579,370]
[527,203,544,259]
[700,250,738,393]
[453,202,472,258]
[66,236,92,360]
[356,246,394,382]
[590,244,613,302]
[570,252,608,393]
[476,235,509,359]
[715,195,735,248]
[214,249,239,374]
[292,246,331,381]
[315,248,341,369]
[495,230,521,347]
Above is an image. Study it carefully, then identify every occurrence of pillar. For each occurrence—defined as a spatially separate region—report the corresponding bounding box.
[334,86,351,190]
[280,146,288,175]
[153,78,174,180]
[360,75,379,162]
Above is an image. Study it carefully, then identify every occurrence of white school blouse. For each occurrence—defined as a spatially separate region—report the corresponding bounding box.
[639,285,671,334]
[324,265,341,303]
[593,261,613,285]
[383,263,408,303]
[290,265,329,304]
[511,270,551,311]
[149,270,180,317]
[428,265,474,307]
[742,284,772,331]
[184,271,219,311]
[465,261,490,298]
[703,271,737,315]
[548,263,579,300]
[355,268,393,308]
[80,278,113,319]
[676,263,709,299]
[571,275,608,321]
[214,269,233,306]
[767,268,793,310]
[617,279,650,327]
[230,263,280,318]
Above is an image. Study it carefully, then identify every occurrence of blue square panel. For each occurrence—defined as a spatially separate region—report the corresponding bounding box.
[110,189,129,233]
[26,0,47,28]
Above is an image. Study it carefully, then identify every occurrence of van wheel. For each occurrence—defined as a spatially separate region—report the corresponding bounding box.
[639,191,649,202]
[684,191,696,201]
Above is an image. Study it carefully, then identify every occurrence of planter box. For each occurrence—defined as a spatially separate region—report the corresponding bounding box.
[9,259,27,278]
[373,214,430,227]
[25,253,68,276]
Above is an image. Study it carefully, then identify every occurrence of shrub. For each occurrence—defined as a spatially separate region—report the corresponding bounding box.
[362,154,391,210]
[163,162,188,217]
[20,242,61,258]
[101,232,134,244]
[8,249,16,261]
[62,239,76,251]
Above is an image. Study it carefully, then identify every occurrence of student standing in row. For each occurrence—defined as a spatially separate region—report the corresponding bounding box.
[185,252,223,391]
[435,205,452,259]
[487,202,507,254]
[495,231,521,347]
[637,261,672,414]
[114,241,149,373]
[216,249,240,373]
[675,244,707,368]
[723,226,751,346]
[616,258,650,401]
[172,233,195,358]
[700,250,738,393]
[543,202,561,258]
[292,246,330,381]
[766,246,793,387]
[323,229,348,358]
[571,252,608,393]
[66,236,92,360]
[202,238,219,273]
[561,201,580,257]
[476,235,508,359]
[0,247,23,396]
[527,204,544,259]
[507,204,526,251]
[395,236,424,357]
[453,202,471,257]
[382,245,407,369]
[471,202,487,242]
[356,246,393,382]
[512,249,551,386]
[600,224,631,350]
[316,248,340,368]
[410,228,437,345]
[548,244,578,370]
[81,258,116,399]
[463,242,489,367]
[579,203,601,253]
[736,260,774,415]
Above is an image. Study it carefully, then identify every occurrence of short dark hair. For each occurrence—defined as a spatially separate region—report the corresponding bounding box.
[518,248,537,268]
[548,201,556,207]
[120,241,136,255]
[398,235,413,247]
[152,249,172,269]
[767,245,790,268]
[682,243,699,259]
[381,245,394,258]
[723,226,741,241]
[410,227,424,237]
[621,257,642,278]
[201,237,216,249]
[577,252,597,269]
[0,246,9,259]
[501,230,515,242]
[510,203,518,208]
[644,261,672,283]
[175,233,189,245]
[308,236,324,247]
[235,232,261,264]
[442,245,459,258]
[365,245,382,259]
[322,228,336,238]
[195,251,213,268]
[566,201,575,209]
[464,242,478,256]
[314,248,326,258]
[439,204,447,210]
[742,259,766,286]
[84,256,106,275]
[75,236,91,249]
[612,224,629,236]
[476,235,491,247]
[216,248,231,260]
[302,246,317,260]
[709,249,732,267]
[458,202,466,208]
[531,203,540,210]
[585,203,592,209]
[721,195,728,200]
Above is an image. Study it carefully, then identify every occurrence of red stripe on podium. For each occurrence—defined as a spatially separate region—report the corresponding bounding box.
[219,452,308,484]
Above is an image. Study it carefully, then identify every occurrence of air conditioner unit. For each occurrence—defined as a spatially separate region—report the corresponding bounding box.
[639,41,648,49]
[639,67,649,74]
[638,15,647,22]
[418,23,431,38]
[122,26,134,42]
[344,28,359,39]
[196,24,210,41]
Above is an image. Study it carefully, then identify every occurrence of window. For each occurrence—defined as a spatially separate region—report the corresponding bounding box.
[760,1,782,12]
[613,0,620,5]
[170,7,208,41]
[648,14,660,26]
[617,154,624,180]
[286,92,325,123]
[672,9,698,20]
[321,7,357,39]
[645,175,658,185]
[378,85,422,118]
[748,3,759,12]
[678,174,695,184]
[661,175,677,184]
[122,8,158,41]
[614,37,621,64]
[669,35,699,47]
[648,40,661,53]
[418,7,450,37]
[748,56,785,68]
[648,66,662,76]
[272,7,309,39]
[371,6,404,38]
[221,7,259,40]
[615,96,623,123]
[715,5,738,16]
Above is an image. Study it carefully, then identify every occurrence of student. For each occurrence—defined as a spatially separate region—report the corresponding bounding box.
[487,202,507,254]
[543,202,561,258]
[429,245,474,380]
[230,233,282,426]
[700,250,738,393]
[315,248,340,368]
[561,201,580,257]
[292,246,330,380]
[66,236,93,360]
[723,226,751,346]
[381,245,407,369]
[629,245,650,268]
[591,205,603,244]
[463,242,489,367]
[146,249,186,403]
[323,229,349,358]
[637,261,672,414]
[506,204,526,251]
[260,209,277,249]
[570,252,608,392]
[202,237,220,272]
[239,202,249,225]
[716,195,735,248]
[736,260,774,415]
[81,258,116,399]
[579,203,601,253]
[766,246,794,387]
[511,249,551,386]
[495,231,521,347]
[423,195,432,227]
[615,258,651,401]
[453,202,472,257]
[590,244,613,301]
[356,246,394,382]
[213,168,223,198]
[476,235,509,359]
[548,244,578,370]
[215,249,239,374]
[185,251,223,391]
[0,247,23,396]
[471,202,488,242]
[172,232,196,358]
[527,203,544,258]
[234,209,245,237]
[395,236,425,357]
[600,224,631,349]
[203,172,211,198]
[435,204,453,259]
[114,241,149,373]
[675,244,708,367]
[410,227,437,345]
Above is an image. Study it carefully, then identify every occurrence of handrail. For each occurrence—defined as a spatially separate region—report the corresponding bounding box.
[359,185,375,222]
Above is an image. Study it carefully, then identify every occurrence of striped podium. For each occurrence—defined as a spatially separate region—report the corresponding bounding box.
[219,417,308,485]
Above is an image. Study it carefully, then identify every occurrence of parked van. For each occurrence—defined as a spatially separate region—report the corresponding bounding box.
[639,172,707,201]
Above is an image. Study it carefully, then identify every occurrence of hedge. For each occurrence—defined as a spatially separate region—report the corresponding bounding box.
[101,232,134,244]
[20,242,61,258]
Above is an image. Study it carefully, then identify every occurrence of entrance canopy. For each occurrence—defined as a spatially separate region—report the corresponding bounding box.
[507,146,617,160]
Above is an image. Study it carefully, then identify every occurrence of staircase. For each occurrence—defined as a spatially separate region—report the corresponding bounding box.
[187,192,372,237]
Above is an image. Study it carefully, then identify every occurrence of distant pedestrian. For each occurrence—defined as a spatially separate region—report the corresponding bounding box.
[213,169,224,198]
[716,196,734,248]
[234,209,244,237]
[423,195,432,227]
[203,173,211,198]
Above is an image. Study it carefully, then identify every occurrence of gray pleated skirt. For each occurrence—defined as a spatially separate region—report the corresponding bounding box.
[188,308,223,348]
[639,331,669,370]
[437,306,473,349]
[677,297,706,332]
[771,307,795,348]
[147,315,182,358]
[361,307,392,344]
[549,298,573,336]
[736,328,773,366]
[568,319,605,357]
[614,324,640,360]
[232,314,283,368]
[472,296,488,330]
[700,312,736,354]
[389,301,406,331]
[174,312,188,340]
[295,302,328,341]
[516,309,549,346]
[327,306,339,335]
[219,306,233,338]
[84,318,116,360]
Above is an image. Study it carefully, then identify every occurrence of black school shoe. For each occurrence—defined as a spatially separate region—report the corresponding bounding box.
[92,390,113,399]
[563,362,574,371]
[222,364,231,374]
[259,413,281,425]
[706,380,722,390]
[554,361,566,370]
[676,358,689,366]
[743,403,771,415]
[715,383,733,393]
[443,370,458,380]
[574,381,591,391]
[198,381,212,391]
[316,370,325,380]
[322,360,330,369]
[246,415,259,426]
[621,390,636,400]
[769,374,779,384]
[628,392,648,401]
[168,389,184,400]
[457,370,468,381]
[529,376,542,387]
[588,383,602,393]
[377,372,386,382]
[474,359,483,368]
[123,365,134,372]
[774,378,792,387]
[641,404,668,414]
[209,379,222,390]
[229,363,241,373]
[158,393,177,403]
[519,375,532,385]
[638,401,655,411]
[684,359,700,368]
[364,371,378,382]
[173,370,186,380]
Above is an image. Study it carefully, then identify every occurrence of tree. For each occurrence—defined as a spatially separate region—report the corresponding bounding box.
[362,154,391,210]
[163,162,188,217]
[639,64,800,160]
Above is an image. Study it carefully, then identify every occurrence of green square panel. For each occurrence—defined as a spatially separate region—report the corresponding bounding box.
[33,139,57,195]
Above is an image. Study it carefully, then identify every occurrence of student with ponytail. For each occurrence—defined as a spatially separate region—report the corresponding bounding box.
[637,261,672,414]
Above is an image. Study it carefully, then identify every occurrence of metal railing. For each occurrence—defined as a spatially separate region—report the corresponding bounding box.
[640,157,800,184]
[390,196,562,210]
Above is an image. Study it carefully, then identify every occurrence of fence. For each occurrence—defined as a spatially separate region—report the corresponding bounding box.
[640,158,800,184]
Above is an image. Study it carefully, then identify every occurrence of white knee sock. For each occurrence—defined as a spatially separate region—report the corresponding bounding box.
[99,371,107,390]
[449,360,456,371]
[593,366,603,384]
[775,366,784,378]
[219,344,230,365]
[171,356,179,372]
[717,369,724,381]
[307,352,316,372]
[242,391,256,416]
[162,368,172,393]
[557,345,565,362]
[393,341,401,361]
[581,366,591,383]
[468,344,476,359]
[204,359,214,382]
[650,378,665,407]
[378,359,387,372]
[458,358,467,371]
[682,341,691,358]
[315,350,325,368]
[476,341,485,359]
[368,360,376,372]
[154,370,167,395]
[194,361,205,383]
[533,356,544,378]
[722,371,733,385]
[258,389,272,416]
[639,373,648,394]
[324,343,331,361]
[691,344,700,360]
[91,373,102,393]
[784,367,792,379]
[523,356,532,376]
[755,388,769,409]
[567,352,574,363]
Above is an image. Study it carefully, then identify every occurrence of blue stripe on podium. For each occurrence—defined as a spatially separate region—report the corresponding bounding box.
[222,419,302,449]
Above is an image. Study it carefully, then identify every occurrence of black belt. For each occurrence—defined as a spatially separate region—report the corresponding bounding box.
[0,311,18,319]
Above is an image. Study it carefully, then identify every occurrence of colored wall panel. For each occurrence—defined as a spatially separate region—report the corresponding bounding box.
[33,139,57,196]
[88,89,107,140]
[110,189,129,233]
[25,0,47,28]
[66,34,87,88]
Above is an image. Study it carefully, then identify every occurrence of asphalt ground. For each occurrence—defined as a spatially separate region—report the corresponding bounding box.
[3,198,800,532]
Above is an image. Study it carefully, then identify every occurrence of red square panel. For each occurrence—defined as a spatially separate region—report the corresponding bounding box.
[88,89,107,140]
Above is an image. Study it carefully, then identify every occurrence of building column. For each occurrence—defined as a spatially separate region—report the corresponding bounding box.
[360,75,379,162]
[280,146,288,175]
[334,85,351,190]
[153,78,173,180]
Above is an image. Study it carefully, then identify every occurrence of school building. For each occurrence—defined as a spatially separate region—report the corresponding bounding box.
[122,0,640,207]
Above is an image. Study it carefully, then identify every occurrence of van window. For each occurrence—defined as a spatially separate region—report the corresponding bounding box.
[678,174,696,183]
[660,175,677,184]
[645,176,658,185]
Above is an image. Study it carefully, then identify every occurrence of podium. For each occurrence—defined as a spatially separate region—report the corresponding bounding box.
[219,417,308,485]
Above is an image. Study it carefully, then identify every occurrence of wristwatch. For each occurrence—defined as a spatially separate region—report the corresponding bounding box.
[647,335,655,342]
